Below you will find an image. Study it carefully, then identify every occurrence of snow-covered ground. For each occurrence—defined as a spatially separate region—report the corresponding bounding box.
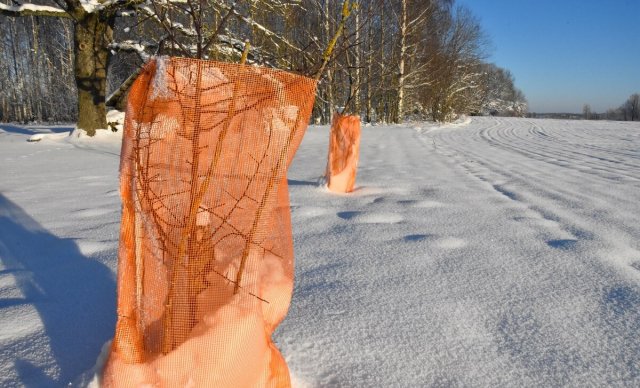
[1,117,639,387]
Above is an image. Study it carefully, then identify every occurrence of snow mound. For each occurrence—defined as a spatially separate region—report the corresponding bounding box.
[413,115,472,133]
[27,132,69,142]
[27,110,124,152]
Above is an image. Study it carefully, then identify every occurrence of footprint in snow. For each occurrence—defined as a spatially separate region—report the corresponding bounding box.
[403,234,431,242]
[546,239,578,250]
[337,211,361,220]
[396,199,445,208]
[337,211,403,224]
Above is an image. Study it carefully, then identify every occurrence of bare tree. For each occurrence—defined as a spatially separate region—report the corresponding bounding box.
[627,93,640,121]
[475,63,526,117]
[423,5,487,121]
[583,104,592,120]
[392,0,449,122]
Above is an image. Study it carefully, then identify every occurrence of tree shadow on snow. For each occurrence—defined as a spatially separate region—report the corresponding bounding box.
[0,124,73,136]
[287,179,319,187]
[0,194,115,387]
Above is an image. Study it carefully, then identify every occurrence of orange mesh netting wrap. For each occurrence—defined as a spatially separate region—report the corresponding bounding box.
[103,57,317,387]
[325,113,361,193]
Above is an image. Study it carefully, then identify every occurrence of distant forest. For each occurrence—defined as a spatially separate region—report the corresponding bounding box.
[578,94,640,121]
[1,0,528,130]
[528,94,640,121]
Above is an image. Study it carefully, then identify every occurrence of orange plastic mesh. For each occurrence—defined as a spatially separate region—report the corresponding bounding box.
[325,113,361,193]
[103,57,317,387]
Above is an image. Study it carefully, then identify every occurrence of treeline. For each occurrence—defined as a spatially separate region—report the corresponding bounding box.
[1,0,527,128]
[0,17,76,123]
[582,94,640,121]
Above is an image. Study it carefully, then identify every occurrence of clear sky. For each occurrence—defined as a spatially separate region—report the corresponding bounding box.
[458,0,640,113]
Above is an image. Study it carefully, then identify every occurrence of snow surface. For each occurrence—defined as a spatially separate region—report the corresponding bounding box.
[79,0,102,13]
[0,2,68,15]
[1,117,639,386]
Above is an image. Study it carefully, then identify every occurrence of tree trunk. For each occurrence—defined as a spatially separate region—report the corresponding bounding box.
[323,0,334,123]
[365,18,372,123]
[74,12,113,136]
[353,11,360,115]
[395,0,407,124]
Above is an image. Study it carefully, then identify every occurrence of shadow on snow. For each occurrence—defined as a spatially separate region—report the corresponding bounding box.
[0,194,115,386]
[0,124,73,136]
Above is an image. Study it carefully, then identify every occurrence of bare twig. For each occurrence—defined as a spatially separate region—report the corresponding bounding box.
[314,0,357,81]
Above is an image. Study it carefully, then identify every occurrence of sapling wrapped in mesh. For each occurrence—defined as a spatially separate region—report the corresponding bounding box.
[325,113,361,193]
[103,56,317,387]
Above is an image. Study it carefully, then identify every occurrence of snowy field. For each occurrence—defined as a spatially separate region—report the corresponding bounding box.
[1,117,639,387]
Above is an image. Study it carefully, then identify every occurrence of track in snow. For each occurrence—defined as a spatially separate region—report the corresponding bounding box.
[282,117,640,387]
[428,117,640,275]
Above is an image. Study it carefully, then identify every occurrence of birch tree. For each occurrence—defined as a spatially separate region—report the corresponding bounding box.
[394,0,452,122]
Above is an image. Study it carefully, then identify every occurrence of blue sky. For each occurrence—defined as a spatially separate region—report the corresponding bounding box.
[458,0,640,113]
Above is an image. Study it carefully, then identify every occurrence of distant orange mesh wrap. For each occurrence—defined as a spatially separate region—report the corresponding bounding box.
[325,113,361,193]
[103,57,317,387]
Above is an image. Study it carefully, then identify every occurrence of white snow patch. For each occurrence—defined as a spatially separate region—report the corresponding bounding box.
[290,372,312,388]
[415,115,472,133]
[73,340,112,387]
[77,240,114,256]
[0,305,41,341]
[434,237,467,249]
[27,110,124,144]
[27,132,69,142]
[294,206,330,218]
[150,56,171,100]
[413,200,446,208]
[349,212,404,224]
[0,2,66,15]
[79,0,102,13]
